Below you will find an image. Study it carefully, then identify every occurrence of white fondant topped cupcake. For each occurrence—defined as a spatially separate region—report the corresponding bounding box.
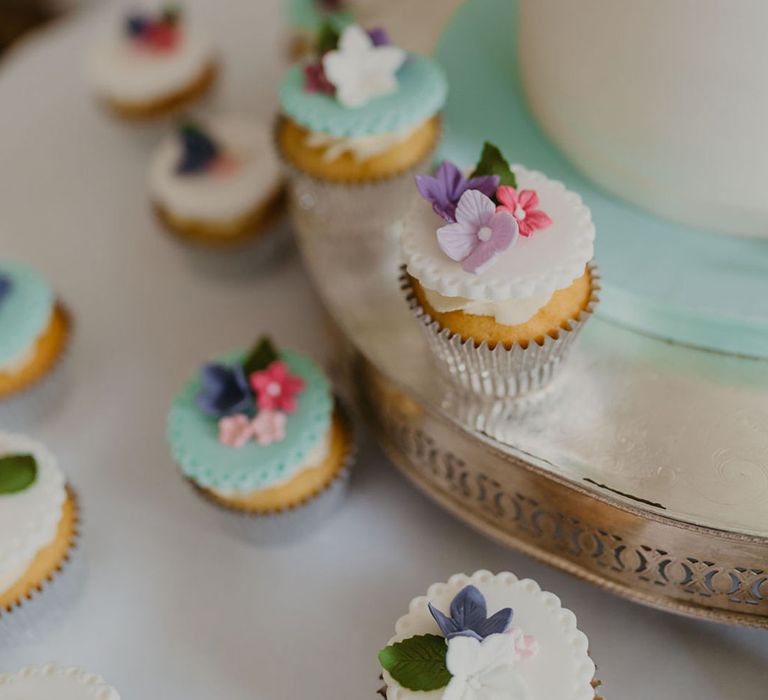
[0,433,66,599]
[88,4,216,118]
[149,116,283,228]
[0,664,120,700]
[378,570,597,700]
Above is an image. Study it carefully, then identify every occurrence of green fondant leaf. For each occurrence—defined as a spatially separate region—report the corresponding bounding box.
[0,454,37,494]
[470,141,517,189]
[316,20,341,55]
[378,634,451,692]
[242,337,280,375]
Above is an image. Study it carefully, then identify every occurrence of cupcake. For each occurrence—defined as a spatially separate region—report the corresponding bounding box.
[0,261,71,400]
[167,337,354,539]
[88,4,217,121]
[277,23,447,238]
[284,0,354,60]
[0,433,79,635]
[401,142,598,400]
[149,116,286,247]
[378,570,601,699]
[0,665,120,699]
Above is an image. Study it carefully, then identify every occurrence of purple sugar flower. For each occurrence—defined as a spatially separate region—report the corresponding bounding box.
[367,27,391,47]
[416,160,500,223]
[429,585,513,641]
[437,189,519,274]
[196,363,254,418]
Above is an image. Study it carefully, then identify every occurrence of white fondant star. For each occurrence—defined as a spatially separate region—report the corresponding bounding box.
[444,634,531,700]
[322,25,406,108]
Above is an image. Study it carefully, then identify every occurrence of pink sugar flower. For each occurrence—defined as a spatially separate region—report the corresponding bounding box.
[218,413,254,448]
[495,186,552,238]
[249,361,305,414]
[250,409,287,446]
[437,189,519,274]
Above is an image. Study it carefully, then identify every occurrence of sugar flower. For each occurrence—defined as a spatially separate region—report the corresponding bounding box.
[416,161,500,223]
[0,274,12,305]
[322,24,406,107]
[429,585,513,641]
[249,361,305,413]
[218,414,254,448]
[250,409,287,446]
[444,634,531,700]
[495,186,552,238]
[176,124,221,175]
[304,61,336,95]
[125,6,181,52]
[437,190,519,274]
[197,363,253,418]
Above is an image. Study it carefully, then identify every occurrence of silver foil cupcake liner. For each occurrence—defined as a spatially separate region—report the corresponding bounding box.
[401,263,601,403]
[274,117,439,244]
[0,486,84,649]
[188,398,356,546]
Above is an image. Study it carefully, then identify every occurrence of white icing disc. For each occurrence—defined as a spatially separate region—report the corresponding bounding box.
[0,432,66,576]
[383,570,595,700]
[0,665,120,700]
[148,115,283,224]
[402,166,594,301]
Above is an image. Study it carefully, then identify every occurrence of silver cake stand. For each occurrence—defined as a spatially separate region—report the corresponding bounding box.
[292,191,768,629]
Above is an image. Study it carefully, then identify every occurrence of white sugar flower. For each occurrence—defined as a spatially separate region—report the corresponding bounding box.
[444,634,531,700]
[322,24,406,108]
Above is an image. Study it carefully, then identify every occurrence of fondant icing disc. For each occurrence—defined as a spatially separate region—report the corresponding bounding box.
[435,0,768,358]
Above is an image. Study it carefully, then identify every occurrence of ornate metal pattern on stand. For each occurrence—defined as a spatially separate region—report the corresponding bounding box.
[358,358,768,628]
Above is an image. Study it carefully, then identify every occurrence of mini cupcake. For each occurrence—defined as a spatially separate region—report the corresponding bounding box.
[0,433,79,637]
[149,116,286,247]
[167,337,354,539]
[0,261,71,400]
[88,4,217,121]
[378,570,601,699]
[401,142,598,400]
[0,664,120,699]
[277,23,447,238]
[284,0,354,60]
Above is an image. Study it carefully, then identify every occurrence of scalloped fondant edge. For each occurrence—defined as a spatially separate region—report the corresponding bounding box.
[383,569,596,700]
[402,166,596,301]
[0,664,120,700]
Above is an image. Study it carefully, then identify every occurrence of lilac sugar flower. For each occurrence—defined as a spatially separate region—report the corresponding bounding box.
[416,160,500,223]
[196,363,253,418]
[367,27,391,47]
[436,189,519,274]
[429,585,513,641]
[0,274,12,304]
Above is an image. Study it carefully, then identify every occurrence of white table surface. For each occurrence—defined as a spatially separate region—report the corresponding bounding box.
[0,1,766,698]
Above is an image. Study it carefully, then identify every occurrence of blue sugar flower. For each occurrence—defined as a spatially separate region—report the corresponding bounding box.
[0,274,12,305]
[428,585,513,641]
[176,124,220,175]
[196,363,253,418]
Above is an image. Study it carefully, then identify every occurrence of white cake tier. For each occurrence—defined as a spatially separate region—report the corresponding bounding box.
[519,0,768,239]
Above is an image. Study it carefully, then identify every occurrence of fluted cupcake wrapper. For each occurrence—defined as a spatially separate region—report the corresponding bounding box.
[401,263,601,404]
[187,398,356,546]
[0,486,84,649]
[274,117,439,242]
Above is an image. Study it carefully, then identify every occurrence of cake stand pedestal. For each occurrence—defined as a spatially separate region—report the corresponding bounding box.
[294,215,768,629]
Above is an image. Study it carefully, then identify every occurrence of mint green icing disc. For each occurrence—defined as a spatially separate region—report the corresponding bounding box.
[279,55,448,137]
[167,349,333,493]
[285,0,352,32]
[0,260,54,367]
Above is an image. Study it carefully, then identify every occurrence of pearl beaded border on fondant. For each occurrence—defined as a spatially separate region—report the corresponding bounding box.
[0,432,66,576]
[384,570,596,700]
[0,260,54,367]
[402,166,595,301]
[279,55,447,138]
[0,665,120,700]
[167,349,333,493]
